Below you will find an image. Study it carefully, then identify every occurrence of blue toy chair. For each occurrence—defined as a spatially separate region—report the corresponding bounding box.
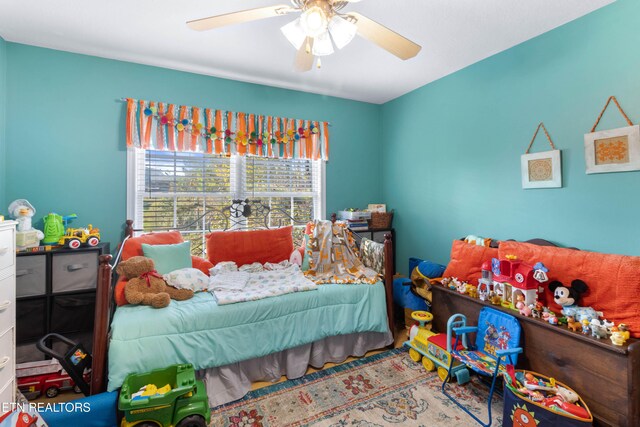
[441,307,522,427]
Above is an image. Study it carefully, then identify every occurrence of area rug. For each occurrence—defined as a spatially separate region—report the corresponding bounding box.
[210,347,503,426]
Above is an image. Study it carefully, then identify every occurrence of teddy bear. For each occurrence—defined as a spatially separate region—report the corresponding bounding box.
[116,256,194,308]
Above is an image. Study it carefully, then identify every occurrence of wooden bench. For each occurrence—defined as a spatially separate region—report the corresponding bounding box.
[431,285,640,427]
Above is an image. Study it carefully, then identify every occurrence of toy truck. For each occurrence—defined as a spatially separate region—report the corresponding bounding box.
[16,359,83,399]
[119,364,210,427]
[58,224,100,249]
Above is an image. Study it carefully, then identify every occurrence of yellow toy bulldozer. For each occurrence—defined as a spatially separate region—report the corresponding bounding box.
[58,224,101,249]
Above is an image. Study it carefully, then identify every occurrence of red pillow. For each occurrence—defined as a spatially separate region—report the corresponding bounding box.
[443,240,499,285]
[206,226,294,266]
[121,231,184,261]
[499,241,640,338]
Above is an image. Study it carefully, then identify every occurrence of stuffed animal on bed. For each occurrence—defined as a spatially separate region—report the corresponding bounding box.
[116,256,194,308]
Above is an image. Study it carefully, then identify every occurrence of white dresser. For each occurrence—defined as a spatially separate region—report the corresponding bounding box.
[0,221,17,415]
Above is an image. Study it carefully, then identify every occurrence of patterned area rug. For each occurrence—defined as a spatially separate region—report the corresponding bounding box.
[210,348,503,426]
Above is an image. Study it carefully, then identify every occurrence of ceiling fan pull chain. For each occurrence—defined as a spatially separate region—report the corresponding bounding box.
[317,58,322,69]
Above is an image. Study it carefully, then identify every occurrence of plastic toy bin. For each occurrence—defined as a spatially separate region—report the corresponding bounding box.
[119,364,196,416]
[504,370,593,427]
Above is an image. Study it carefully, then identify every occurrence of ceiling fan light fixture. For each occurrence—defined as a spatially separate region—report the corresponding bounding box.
[328,15,357,49]
[300,6,328,37]
[312,31,334,56]
[281,18,306,49]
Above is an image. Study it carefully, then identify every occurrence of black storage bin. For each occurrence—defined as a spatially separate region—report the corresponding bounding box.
[16,298,46,342]
[51,294,95,334]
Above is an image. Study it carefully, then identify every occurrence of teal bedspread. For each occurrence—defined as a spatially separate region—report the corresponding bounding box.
[107,282,389,391]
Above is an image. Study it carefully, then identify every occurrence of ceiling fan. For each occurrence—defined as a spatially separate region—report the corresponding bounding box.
[187,0,421,72]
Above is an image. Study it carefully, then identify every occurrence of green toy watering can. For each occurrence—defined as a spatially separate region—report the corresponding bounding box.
[42,212,77,244]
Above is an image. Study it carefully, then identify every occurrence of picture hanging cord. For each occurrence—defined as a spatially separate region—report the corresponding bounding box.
[525,122,556,154]
[591,96,633,133]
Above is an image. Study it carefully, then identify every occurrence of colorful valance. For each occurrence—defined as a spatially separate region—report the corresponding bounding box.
[125,98,330,160]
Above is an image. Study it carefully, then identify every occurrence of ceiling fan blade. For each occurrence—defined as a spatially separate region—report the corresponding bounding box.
[187,5,296,31]
[347,12,421,60]
[294,37,314,72]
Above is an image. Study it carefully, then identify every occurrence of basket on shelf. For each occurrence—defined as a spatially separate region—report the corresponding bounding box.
[368,211,393,229]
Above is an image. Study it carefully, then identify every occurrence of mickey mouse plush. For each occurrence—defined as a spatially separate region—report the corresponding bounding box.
[548,279,588,307]
[548,279,602,322]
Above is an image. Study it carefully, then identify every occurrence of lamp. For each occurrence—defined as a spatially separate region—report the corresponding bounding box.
[280,2,359,61]
[312,31,334,56]
[299,6,328,37]
[328,15,357,49]
[281,18,306,49]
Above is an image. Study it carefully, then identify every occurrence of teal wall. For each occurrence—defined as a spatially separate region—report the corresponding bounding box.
[4,44,382,247]
[0,36,6,209]
[381,0,639,272]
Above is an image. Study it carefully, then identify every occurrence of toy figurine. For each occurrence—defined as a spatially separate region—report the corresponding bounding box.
[566,316,582,332]
[489,292,502,305]
[465,283,478,298]
[618,324,631,341]
[456,279,467,294]
[542,308,558,325]
[581,319,590,335]
[610,325,629,346]
[8,199,45,250]
[589,319,610,339]
[516,300,531,317]
[529,303,542,319]
[478,283,490,301]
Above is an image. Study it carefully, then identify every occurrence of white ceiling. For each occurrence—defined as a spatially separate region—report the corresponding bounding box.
[0,0,614,104]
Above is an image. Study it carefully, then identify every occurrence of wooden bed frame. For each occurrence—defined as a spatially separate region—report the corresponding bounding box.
[89,203,395,394]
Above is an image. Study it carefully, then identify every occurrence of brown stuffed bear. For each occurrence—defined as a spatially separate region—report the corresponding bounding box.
[116,256,194,308]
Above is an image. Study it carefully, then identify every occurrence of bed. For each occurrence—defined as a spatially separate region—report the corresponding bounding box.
[89,202,395,406]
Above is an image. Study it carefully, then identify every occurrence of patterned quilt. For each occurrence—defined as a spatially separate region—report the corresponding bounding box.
[305,220,380,284]
[210,264,318,305]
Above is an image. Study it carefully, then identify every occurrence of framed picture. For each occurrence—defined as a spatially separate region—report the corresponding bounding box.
[521,149,562,189]
[367,204,386,213]
[584,125,640,174]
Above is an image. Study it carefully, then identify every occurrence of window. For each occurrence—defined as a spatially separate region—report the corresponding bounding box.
[127,149,325,256]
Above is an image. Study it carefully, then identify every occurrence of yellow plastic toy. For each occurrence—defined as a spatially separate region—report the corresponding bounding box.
[58,224,101,249]
[405,311,470,383]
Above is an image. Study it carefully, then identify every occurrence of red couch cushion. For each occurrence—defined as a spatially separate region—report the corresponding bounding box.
[121,231,184,260]
[206,226,294,266]
[499,240,640,338]
[443,240,499,285]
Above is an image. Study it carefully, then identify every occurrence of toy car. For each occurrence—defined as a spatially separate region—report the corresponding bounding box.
[58,224,100,249]
[119,364,210,427]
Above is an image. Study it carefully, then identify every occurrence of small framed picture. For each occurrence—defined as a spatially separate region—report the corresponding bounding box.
[584,125,640,174]
[521,150,562,189]
[367,204,386,213]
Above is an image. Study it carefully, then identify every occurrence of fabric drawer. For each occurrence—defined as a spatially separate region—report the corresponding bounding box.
[16,299,46,342]
[0,274,15,336]
[16,341,46,364]
[372,231,388,244]
[51,294,95,335]
[52,252,98,293]
[0,228,14,271]
[16,255,46,297]
[0,329,14,388]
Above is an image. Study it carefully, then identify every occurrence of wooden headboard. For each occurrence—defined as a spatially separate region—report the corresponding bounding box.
[90,204,394,394]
